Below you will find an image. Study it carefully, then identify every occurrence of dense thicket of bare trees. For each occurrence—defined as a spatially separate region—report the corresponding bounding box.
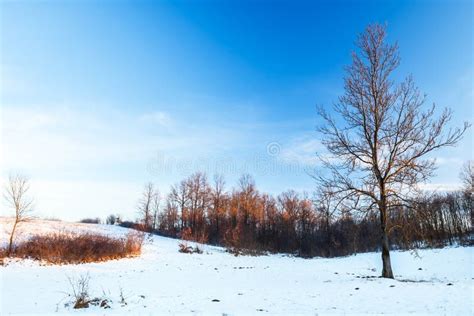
[151,172,471,258]
[315,24,469,277]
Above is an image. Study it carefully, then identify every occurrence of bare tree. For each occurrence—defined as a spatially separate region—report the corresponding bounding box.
[314,187,339,257]
[186,172,211,240]
[151,189,161,231]
[459,161,473,226]
[4,174,34,256]
[169,180,190,230]
[209,174,226,242]
[316,24,469,278]
[138,182,158,231]
[460,161,473,193]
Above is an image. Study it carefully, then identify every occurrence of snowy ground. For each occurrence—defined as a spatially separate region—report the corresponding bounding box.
[0,218,472,315]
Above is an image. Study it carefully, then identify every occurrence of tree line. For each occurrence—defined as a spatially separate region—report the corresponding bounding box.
[130,167,471,258]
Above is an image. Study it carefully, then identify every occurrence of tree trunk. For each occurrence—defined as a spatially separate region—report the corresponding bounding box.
[216,216,219,243]
[325,213,331,257]
[381,226,394,278]
[8,220,18,256]
[380,206,394,278]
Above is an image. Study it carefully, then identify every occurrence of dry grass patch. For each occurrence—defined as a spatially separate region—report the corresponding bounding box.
[2,231,144,264]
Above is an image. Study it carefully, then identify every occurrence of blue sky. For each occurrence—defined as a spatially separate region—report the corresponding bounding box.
[1,0,472,220]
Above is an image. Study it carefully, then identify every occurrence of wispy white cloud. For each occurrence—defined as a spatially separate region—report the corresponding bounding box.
[139,111,173,127]
[279,135,321,166]
[0,104,258,219]
[1,105,248,173]
[433,157,465,167]
[419,182,461,192]
[2,106,147,171]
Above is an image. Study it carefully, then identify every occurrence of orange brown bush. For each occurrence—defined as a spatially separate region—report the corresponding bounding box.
[1,231,144,264]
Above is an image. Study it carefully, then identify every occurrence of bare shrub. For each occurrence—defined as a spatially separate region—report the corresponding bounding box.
[118,221,139,229]
[3,231,144,264]
[178,242,193,254]
[118,287,128,306]
[178,227,204,254]
[178,242,203,254]
[66,274,110,310]
[194,245,203,254]
[124,231,145,256]
[79,218,101,224]
[179,243,202,254]
[68,274,91,309]
[106,214,117,225]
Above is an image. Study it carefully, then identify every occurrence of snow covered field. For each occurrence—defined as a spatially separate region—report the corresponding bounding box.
[0,218,472,315]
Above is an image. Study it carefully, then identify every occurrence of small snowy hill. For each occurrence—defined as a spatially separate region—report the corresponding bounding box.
[0,218,472,315]
[0,217,131,246]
